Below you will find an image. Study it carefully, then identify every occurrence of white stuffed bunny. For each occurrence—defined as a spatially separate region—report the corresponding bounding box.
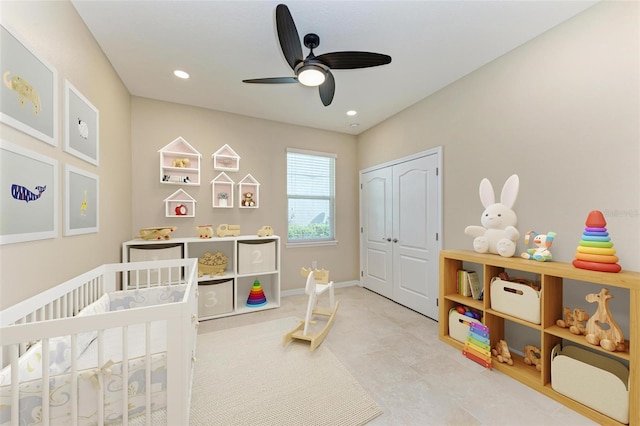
[465,174,520,257]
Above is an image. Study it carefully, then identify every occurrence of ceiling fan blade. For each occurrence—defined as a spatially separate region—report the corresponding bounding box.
[276,4,303,70]
[319,71,335,106]
[243,77,298,84]
[315,52,392,70]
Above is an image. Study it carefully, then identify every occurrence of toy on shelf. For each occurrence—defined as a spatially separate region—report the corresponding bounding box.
[584,288,625,352]
[523,345,542,371]
[491,339,514,366]
[573,210,621,273]
[241,192,256,207]
[198,251,227,277]
[521,231,555,261]
[196,225,213,239]
[257,225,273,237]
[139,226,176,240]
[463,322,492,369]
[246,279,267,307]
[464,174,520,257]
[216,224,240,237]
[283,266,339,351]
[171,158,190,168]
[556,307,589,335]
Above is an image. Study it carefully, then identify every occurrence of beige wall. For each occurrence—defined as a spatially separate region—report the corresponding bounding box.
[131,97,359,291]
[0,1,132,309]
[357,1,640,271]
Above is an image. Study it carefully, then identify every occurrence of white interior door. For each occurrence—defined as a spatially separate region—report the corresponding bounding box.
[360,167,393,298]
[360,148,441,320]
[392,154,439,319]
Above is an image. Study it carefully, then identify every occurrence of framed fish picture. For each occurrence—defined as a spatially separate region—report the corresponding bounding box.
[0,23,58,146]
[64,80,99,166]
[64,164,99,236]
[0,140,58,245]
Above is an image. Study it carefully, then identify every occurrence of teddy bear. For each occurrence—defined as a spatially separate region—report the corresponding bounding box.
[242,192,255,207]
[556,307,589,335]
[464,174,520,257]
[491,339,514,366]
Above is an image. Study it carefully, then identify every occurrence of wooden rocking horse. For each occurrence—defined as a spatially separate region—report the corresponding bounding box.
[584,288,625,352]
[282,267,339,351]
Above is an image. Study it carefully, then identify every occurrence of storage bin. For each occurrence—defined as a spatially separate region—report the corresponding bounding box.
[128,244,183,287]
[198,279,234,317]
[448,309,483,343]
[238,240,276,274]
[490,278,540,324]
[551,344,629,424]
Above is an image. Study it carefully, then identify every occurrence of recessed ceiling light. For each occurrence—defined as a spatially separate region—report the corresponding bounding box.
[350,123,359,128]
[173,70,190,79]
[346,110,357,116]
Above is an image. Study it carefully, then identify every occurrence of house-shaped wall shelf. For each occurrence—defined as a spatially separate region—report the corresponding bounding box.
[159,136,201,185]
[238,174,259,208]
[212,144,240,172]
[211,172,235,208]
[164,188,196,218]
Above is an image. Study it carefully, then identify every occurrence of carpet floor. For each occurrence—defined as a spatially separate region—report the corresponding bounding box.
[189,316,383,425]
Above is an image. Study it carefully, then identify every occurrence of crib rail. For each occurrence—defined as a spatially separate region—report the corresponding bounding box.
[0,258,198,426]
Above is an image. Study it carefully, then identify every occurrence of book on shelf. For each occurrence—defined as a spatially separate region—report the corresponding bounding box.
[457,269,481,299]
[468,271,481,300]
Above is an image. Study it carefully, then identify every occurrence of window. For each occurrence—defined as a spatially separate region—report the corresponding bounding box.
[287,148,336,245]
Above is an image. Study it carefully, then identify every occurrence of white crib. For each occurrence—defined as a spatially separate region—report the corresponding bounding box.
[0,258,198,426]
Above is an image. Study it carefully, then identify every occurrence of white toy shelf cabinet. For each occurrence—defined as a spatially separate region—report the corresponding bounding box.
[439,249,640,425]
[122,235,280,320]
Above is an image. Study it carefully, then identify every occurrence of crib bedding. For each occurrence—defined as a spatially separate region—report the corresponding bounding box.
[0,285,188,426]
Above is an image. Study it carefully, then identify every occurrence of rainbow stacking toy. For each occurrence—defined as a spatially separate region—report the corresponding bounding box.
[246,279,267,307]
[573,210,621,273]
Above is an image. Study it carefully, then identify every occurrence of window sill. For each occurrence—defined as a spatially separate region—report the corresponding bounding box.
[285,240,338,249]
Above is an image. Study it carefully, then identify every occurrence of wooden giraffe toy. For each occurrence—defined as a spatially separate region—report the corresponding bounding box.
[584,288,625,352]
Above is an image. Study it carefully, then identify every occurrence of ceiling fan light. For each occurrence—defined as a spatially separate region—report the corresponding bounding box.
[297,65,326,87]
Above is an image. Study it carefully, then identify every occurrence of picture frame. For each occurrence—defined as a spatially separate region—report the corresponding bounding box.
[0,23,58,146]
[0,140,58,245]
[64,80,99,165]
[64,164,99,236]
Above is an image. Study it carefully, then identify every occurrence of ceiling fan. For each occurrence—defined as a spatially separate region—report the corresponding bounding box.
[242,4,392,106]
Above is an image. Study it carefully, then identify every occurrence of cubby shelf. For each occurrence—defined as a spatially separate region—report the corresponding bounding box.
[159,137,201,185]
[439,249,639,425]
[123,236,280,320]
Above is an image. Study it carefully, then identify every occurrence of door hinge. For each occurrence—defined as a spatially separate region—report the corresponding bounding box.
[361,270,363,277]
[436,298,438,307]
[436,233,439,241]
[436,167,439,176]
[360,183,363,189]
[361,227,363,233]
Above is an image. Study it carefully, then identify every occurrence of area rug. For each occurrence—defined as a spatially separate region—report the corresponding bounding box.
[189,317,383,425]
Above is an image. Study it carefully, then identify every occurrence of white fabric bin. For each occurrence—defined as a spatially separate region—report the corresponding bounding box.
[238,241,276,274]
[490,278,540,324]
[198,279,233,317]
[448,309,483,343]
[551,344,629,424]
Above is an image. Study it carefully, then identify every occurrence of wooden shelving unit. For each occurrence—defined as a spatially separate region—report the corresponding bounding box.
[439,249,639,425]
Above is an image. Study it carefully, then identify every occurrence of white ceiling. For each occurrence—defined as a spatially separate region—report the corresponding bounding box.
[71,0,597,135]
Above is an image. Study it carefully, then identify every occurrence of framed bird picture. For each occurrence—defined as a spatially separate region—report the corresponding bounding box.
[64,80,99,166]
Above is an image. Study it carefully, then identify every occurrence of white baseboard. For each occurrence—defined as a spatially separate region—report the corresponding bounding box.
[281,280,361,297]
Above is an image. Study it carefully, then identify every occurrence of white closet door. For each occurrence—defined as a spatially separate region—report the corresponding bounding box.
[392,154,439,319]
[360,167,393,298]
[360,148,441,320]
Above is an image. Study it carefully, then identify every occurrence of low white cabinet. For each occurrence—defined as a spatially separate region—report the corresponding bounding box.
[122,235,280,320]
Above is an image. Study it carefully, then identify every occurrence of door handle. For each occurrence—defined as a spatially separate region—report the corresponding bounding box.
[393,239,398,243]
[386,238,392,242]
